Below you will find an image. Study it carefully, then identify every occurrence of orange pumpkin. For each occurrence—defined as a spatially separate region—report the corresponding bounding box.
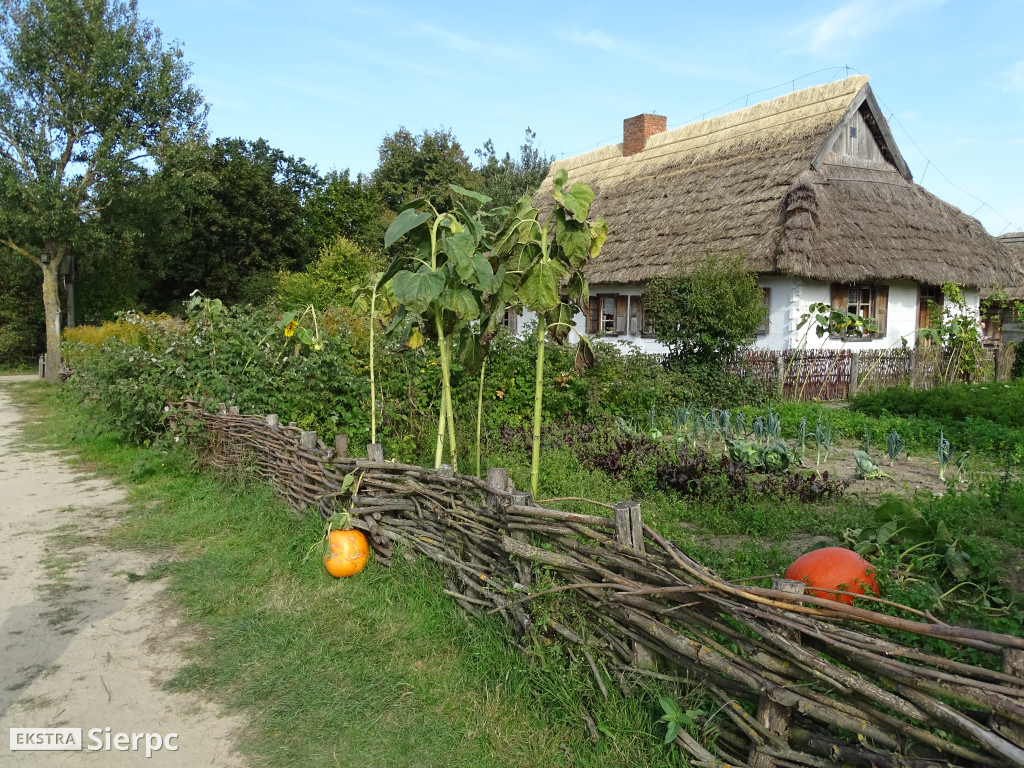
[784,547,879,605]
[324,528,369,578]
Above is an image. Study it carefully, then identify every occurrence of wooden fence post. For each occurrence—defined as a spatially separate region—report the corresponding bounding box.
[509,491,533,589]
[486,467,510,492]
[614,501,655,668]
[367,443,384,462]
[436,463,454,477]
[994,347,1002,382]
[217,402,227,416]
[228,405,240,415]
[613,501,643,554]
[773,354,785,401]
[992,649,1024,749]
[335,434,349,459]
[266,414,279,427]
[750,577,805,768]
[848,352,860,397]
[299,430,317,450]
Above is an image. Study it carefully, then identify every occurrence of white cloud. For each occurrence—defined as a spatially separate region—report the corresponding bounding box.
[1003,60,1024,94]
[805,0,947,54]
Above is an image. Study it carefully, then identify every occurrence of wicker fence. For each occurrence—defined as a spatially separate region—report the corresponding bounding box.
[174,401,1024,768]
[731,345,1017,402]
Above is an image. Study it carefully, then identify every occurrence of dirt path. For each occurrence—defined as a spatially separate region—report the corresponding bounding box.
[0,381,248,766]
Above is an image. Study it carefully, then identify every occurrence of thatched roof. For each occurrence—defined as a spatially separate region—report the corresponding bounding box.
[535,76,1023,290]
[998,233,1024,299]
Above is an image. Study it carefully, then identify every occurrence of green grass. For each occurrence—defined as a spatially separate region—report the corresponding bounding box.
[0,361,37,375]
[3,381,690,768]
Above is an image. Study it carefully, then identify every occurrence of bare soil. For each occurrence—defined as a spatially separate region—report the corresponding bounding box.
[0,380,248,766]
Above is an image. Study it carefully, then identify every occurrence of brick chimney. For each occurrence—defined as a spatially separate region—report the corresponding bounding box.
[623,113,667,157]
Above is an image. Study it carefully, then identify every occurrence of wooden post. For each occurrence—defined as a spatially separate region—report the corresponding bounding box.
[992,649,1024,749]
[366,443,384,462]
[335,434,349,459]
[509,491,533,588]
[38,353,45,379]
[288,421,297,427]
[994,347,1002,382]
[614,501,654,668]
[848,352,860,397]
[217,403,227,416]
[228,405,240,415]
[266,414,279,427]
[613,501,644,554]
[773,353,785,401]
[486,466,510,492]
[436,463,454,477]
[299,431,317,450]
[750,577,805,768]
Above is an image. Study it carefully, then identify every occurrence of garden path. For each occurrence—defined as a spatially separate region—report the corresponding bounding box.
[0,381,248,766]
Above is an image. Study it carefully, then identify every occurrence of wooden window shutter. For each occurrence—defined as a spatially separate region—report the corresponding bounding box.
[588,297,599,334]
[757,287,770,335]
[615,296,628,334]
[874,285,888,337]
[830,284,846,311]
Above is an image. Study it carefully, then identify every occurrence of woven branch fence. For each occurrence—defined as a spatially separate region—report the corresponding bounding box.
[171,401,1024,768]
[731,346,1016,402]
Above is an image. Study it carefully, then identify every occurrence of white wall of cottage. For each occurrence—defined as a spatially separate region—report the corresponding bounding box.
[513,279,981,354]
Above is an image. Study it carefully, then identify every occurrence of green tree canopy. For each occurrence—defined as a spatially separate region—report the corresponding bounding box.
[474,127,553,209]
[371,127,479,213]
[0,0,206,378]
[130,137,320,308]
[643,253,767,369]
[303,169,391,256]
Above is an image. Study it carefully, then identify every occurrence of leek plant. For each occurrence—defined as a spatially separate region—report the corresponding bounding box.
[938,431,952,481]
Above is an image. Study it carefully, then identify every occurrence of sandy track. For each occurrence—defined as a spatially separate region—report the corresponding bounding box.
[0,382,247,766]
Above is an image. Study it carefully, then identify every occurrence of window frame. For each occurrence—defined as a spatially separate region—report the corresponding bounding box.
[829,283,888,341]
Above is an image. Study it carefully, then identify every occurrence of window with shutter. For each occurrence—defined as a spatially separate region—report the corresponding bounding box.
[828,283,888,340]
[756,287,771,336]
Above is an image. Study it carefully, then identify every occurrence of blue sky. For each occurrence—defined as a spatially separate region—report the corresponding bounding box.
[140,0,1024,235]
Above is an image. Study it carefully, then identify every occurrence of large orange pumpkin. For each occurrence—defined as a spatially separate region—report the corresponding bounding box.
[324,528,369,578]
[784,547,879,605]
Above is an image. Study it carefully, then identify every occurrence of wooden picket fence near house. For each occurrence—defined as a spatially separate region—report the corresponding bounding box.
[730,344,1017,402]
[171,401,1024,768]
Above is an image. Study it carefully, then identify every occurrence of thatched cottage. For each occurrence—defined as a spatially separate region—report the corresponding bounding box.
[530,75,1023,352]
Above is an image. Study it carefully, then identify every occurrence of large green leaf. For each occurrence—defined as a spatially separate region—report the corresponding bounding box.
[444,232,478,278]
[446,287,480,320]
[471,254,498,292]
[520,258,567,312]
[944,546,972,581]
[377,256,408,291]
[492,196,540,255]
[567,271,588,306]
[457,324,487,373]
[555,211,591,268]
[384,208,431,249]
[574,335,595,375]
[553,175,595,221]
[549,302,578,344]
[455,201,485,242]
[590,217,608,259]
[449,183,491,206]
[392,269,446,313]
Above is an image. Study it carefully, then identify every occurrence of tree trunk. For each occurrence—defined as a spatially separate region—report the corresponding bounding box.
[41,253,62,383]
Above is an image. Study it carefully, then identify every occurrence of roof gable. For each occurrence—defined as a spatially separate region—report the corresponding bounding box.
[810,83,912,181]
